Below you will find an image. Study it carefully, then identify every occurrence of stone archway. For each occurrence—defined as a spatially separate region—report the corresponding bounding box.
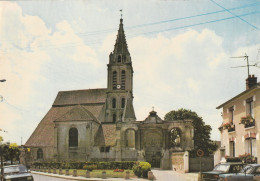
[143,131,162,168]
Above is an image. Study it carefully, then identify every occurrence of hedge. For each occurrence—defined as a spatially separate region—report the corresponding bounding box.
[32,161,136,170]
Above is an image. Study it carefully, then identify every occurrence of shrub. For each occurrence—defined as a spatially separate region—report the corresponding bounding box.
[133,162,151,178]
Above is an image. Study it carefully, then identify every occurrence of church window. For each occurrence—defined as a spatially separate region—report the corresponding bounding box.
[100,147,105,152]
[113,113,116,123]
[112,71,117,90]
[121,98,125,108]
[126,129,135,148]
[105,147,110,152]
[112,98,116,108]
[69,127,78,148]
[121,70,125,90]
[37,148,43,159]
[118,55,121,63]
[100,147,110,153]
[169,128,181,147]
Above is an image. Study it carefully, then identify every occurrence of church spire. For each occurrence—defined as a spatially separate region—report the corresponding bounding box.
[109,11,131,64]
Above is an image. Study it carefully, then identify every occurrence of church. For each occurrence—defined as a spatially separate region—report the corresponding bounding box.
[25,17,194,169]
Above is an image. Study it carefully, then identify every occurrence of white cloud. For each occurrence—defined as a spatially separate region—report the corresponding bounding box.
[0,2,102,143]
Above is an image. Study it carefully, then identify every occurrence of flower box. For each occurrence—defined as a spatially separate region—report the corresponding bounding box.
[240,116,255,128]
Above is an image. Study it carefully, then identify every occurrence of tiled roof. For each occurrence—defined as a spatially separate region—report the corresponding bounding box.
[53,88,107,106]
[54,105,98,123]
[25,104,105,147]
[25,106,73,147]
[94,124,116,146]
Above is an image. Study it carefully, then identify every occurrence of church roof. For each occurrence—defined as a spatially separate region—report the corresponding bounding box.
[25,89,107,147]
[53,88,107,106]
[54,105,99,123]
[94,124,117,146]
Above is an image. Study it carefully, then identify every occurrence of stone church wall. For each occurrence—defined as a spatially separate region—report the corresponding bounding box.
[56,121,100,161]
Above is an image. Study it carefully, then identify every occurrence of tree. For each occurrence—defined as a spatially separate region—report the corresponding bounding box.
[164,108,218,157]
[3,143,20,164]
[0,136,3,143]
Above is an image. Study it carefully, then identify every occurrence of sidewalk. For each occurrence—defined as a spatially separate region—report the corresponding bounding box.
[152,170,198,181]
[32,171,146,181]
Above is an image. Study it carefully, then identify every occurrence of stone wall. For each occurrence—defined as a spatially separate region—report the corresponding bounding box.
[172,152,185,172]
[189,156,214,172]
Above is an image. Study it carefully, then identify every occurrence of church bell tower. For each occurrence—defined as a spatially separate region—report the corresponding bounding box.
[105,17,136,122]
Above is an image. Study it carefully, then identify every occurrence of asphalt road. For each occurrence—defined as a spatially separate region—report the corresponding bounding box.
[32,173,77,181]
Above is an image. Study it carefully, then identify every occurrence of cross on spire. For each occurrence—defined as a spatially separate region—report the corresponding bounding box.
[152,106,154,111]
[120,9,122,19]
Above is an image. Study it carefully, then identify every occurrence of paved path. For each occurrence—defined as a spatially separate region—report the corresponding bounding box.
[152,169,198,181]
[32,171,145,181]
[32,173,78,181]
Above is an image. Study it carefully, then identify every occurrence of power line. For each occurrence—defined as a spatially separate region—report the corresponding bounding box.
[128,10,260,37]
[0,2,259,44]
[210,0,260,30]
[0,10,259,52]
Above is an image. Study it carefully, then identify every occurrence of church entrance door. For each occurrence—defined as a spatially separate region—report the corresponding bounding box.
[145,151,161,168]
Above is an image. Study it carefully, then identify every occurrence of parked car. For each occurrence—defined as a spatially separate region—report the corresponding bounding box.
[202,162,245,181]
[0,164,34,181]
[218,164,260,181]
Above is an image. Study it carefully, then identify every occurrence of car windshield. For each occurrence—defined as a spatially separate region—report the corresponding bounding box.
[2,165,28,174]
[240,165,254,174]
[213,164,230,172]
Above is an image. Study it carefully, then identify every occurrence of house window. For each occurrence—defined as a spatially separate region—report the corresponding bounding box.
[112,98,116,108]
[126,129,135,148]
[121,98,125,108]
[37,148,43,159]
[113,113,116,123]
[246,97,254,117]
[229,141,235,157]
[245,138,256,157]
[100,147,110,152]
[112,71,117,90]
[69,128,78,148]
[229,106,234,124]
[121,70,125,90]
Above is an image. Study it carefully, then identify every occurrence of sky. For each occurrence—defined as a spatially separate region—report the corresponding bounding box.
[0,0,260,145]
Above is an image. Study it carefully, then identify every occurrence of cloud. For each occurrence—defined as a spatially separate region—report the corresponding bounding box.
[0,2,101,143]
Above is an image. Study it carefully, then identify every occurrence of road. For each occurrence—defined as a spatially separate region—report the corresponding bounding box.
[32,173,78,181]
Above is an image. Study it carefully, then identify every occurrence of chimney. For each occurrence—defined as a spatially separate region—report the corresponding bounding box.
[246,74,257,89]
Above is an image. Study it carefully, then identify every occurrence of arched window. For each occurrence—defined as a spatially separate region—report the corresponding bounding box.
[126,129,135,148]
[112,98,116,108]
[69,128,78,148]
[118,55,121,63]
[121,70,125,90]
[37,148,43,159]
[112,71,117,90]
[113,114,117,123]
[169,128,182,147]
[121,98,125,108]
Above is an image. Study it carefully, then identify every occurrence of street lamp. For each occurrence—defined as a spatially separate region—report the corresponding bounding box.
[0,79,6,181]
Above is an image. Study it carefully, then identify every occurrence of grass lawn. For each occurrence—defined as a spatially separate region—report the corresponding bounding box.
[46,169,136,178]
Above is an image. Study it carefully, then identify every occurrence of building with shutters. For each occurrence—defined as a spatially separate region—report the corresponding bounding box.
[24,18,194,169]
[217,75,260,163]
